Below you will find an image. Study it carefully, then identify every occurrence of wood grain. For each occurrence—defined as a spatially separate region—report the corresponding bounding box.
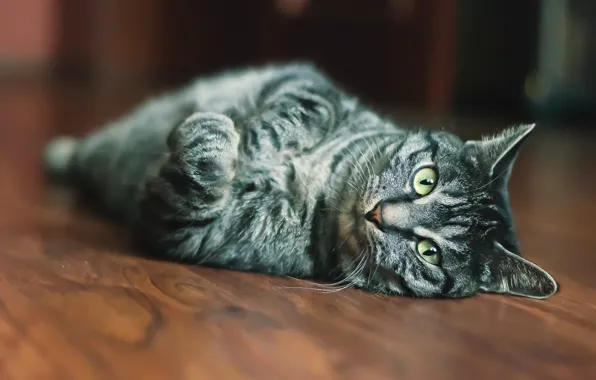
[0,81,595,379]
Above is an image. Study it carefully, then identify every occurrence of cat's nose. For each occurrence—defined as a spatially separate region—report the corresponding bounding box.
[365,201,410,231]
[365,203,382,227]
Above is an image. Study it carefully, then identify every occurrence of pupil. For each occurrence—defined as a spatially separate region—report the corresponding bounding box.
[422,247,437,256]
[420,179,434,186]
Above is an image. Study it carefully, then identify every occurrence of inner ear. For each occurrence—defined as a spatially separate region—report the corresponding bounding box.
[479,242,558,299]
[465,124,535,188]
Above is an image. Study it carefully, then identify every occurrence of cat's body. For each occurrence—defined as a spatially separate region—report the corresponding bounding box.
[44,62,557,299]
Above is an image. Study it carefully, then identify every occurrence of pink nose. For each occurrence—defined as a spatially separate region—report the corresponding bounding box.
[365,201,411,231]
[365,203,382,227]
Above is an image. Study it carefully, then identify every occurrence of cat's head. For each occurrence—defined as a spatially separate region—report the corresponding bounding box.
[340,123,557,299]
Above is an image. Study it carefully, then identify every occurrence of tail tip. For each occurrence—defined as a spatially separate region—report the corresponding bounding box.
[43,137,77,179]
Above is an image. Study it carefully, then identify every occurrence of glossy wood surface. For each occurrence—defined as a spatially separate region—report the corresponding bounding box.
[1,81,595,379]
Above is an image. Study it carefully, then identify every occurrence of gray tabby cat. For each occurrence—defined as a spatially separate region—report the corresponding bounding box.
[43,62,557,299]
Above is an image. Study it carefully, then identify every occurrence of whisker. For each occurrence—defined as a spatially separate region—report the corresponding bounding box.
[332,231,354,253]
[472,166,509,192]
[284,243,369,293]
[363,138,379,174]
[348,148,367,186]
[346,147,367,182]
[354,143,374,177]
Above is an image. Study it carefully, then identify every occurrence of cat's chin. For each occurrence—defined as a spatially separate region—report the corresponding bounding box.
[354,266,412,297]
[336,202,377,246]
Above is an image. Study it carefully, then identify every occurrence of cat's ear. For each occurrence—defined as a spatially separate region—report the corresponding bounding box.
[464,124,535,188]
[479,242,558,299]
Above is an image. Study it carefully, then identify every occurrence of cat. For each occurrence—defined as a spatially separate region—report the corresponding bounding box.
[43,62,558,299]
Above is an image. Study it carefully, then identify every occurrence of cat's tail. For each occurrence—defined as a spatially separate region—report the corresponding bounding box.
[43,136,79,183]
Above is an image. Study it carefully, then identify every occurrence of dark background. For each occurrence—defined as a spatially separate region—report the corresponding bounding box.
[1,0,595,125]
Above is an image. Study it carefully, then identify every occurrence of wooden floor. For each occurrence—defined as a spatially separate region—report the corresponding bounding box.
[1,80,596,380]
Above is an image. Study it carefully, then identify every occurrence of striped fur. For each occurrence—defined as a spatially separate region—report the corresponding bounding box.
[43,62,557,299]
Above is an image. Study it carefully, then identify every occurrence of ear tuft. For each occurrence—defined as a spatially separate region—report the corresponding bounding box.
[464,123,536,189]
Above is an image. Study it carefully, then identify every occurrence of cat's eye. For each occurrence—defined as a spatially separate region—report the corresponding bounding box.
[412,167,437,196]
[417,239,441,265]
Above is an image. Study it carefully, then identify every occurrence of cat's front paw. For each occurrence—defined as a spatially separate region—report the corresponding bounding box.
[168,112,240,182]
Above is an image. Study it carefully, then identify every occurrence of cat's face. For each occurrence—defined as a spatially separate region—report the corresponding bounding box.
[338,124,557,299]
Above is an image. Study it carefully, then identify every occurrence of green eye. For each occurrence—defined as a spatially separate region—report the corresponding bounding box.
[413,167,437,196]
[417,239,441,265]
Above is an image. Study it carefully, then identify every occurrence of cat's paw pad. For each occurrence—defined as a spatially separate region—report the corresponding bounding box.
[168,112,239,181]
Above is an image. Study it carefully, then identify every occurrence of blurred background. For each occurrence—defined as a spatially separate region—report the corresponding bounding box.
[1,0,596,131]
